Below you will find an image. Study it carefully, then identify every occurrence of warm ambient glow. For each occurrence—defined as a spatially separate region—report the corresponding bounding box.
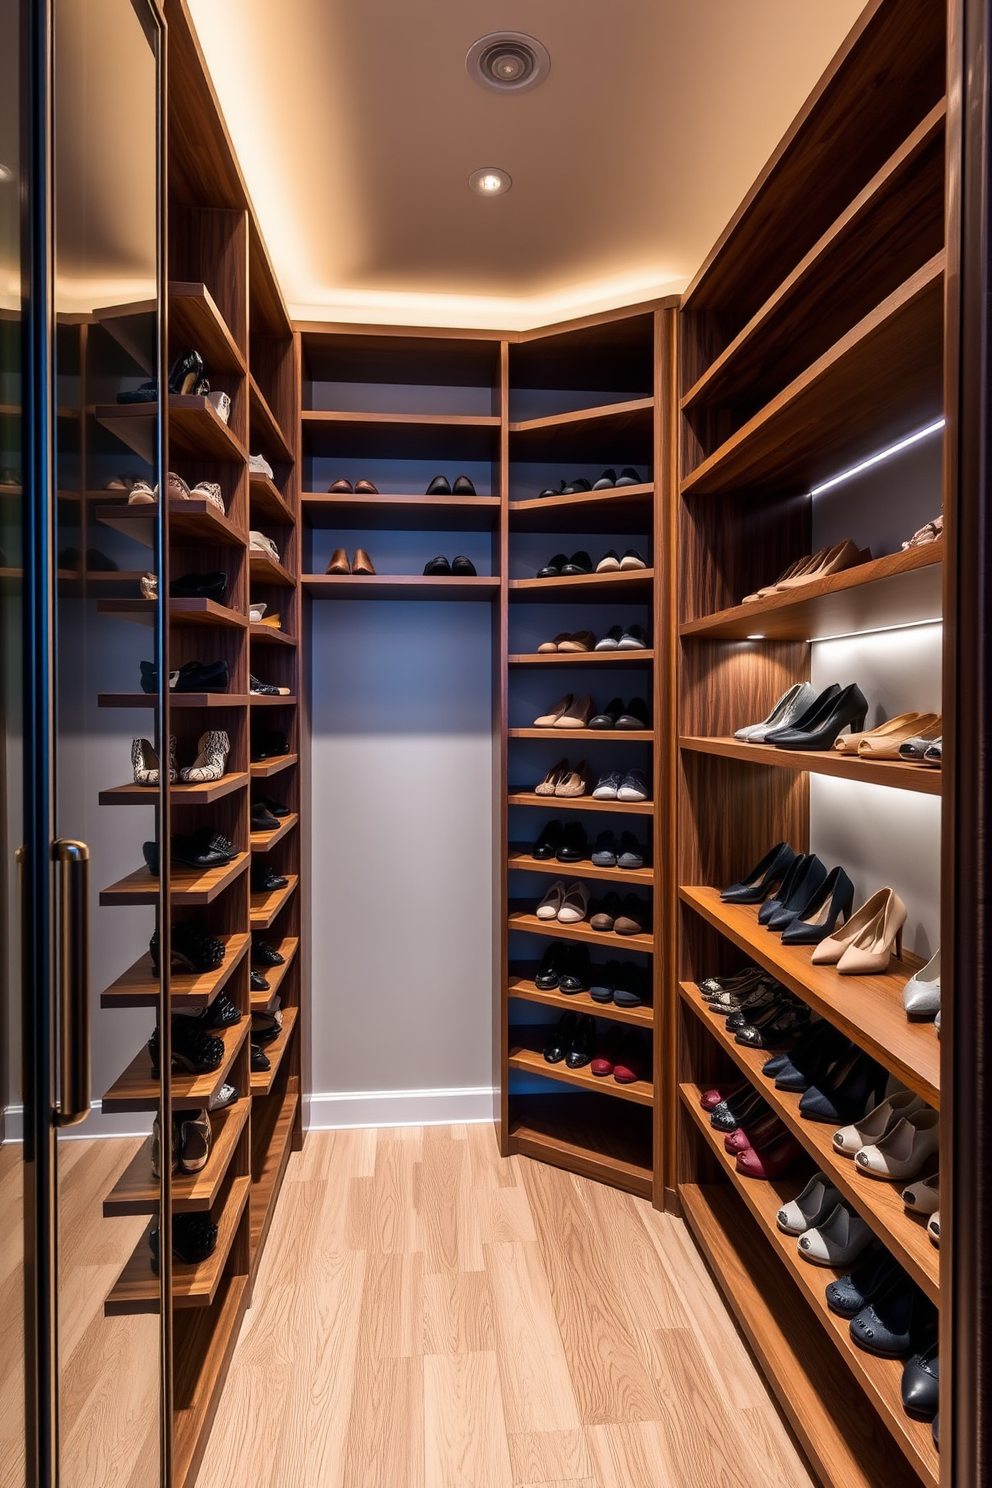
[0,164,14,182]
[809,418,946,496]
[470,168,512,196]
[813,617,944,644]
[746,634,766,640]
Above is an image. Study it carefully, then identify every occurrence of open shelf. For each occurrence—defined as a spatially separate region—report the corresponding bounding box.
[99,852,249,907]
[99,772,249,806]
[681,1089,937,1487]
[679,983,938,1302]
[301,409,500,460]
[249,752,297,779]
[249,1006,299,1094]
[681,255,944,498]
[302,574,500,601]
[680,737,941,796]
[508,483,654,534]
[508,1030,653,1106]
[250,811,299,852]
[302,492,500,531]
[508,846,653,887]
[510,727,652,742]
[251,937,299,1010]
[508,908,653,953]
[102,1022,249,1114]
[103,1099,250,1217]
[169,281,246,375]
[249,550,295,587]
[249,472,295,524]
[680,886,939,1107]
[95,395,247,465]
[98,692,250,709]
[508,650,655,668]
[508,973,653,1029]
[509,569,653,603]
[100,933,251,1011]
[96,596,247,629]
[104,1174,250,1316]
[250,875,298,929]
[507,397,654,460]
[507,791,653,816]
[249,692,297,707]
[249,622,296,646]
[96,496,245,548]
[249,373,294,464]
[509,1093,653,1199]
[680,542,943,641]
[249,1087,299,1274]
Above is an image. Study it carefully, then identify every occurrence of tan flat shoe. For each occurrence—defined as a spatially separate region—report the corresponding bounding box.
[352,549,376,575]
[534,758,569,795]
[857,713,941,759]
[326,548,351,574]
[812,887,903,967]
[558,631,596,653]
[534,694,573,727]
[774,538,866,591]
[834,711,934,755]
[555,760,591,797]
[538,633,571,654]
[742,555,810,603]
[554,693,593,728]
[836,888,907,975]
[752,549,829,599]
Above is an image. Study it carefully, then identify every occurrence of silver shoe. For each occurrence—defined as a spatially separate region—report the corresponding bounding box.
[735,682,818,742]
[903,948,940,1019]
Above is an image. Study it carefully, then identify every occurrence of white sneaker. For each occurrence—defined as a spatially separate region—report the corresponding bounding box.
[248,453,274,478]
[776,1173,840,1236]
[128,480,157,505]
[207,390,231,424]
[797,1203,872,1266]
[190,480,226,515]
[250,530,280,561]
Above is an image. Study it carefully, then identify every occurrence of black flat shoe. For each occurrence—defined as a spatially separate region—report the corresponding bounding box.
[565,1013,597,1068]
[451,556,477,576]
[452,476,476,495]
[532,820,564,859]
[251,729,289,762]
[617,831,646,869]
[535,942,568,990]
[169,569,228,601]
[537,553,568,578]
[721,841,796,904]
[426,475,451,495]
[556,821,588,863]
[201,993,242,1029]
[252,865,289,893]
[251,802,281,831]
[538,481,567,499]
[613,961,645,1007]
[616,696,650,729]
[544,1011,578,1063]
[561,478,592,495]
[250,1043,271,1073]
[250,968,270,993]
[254,793,290,818]
[423,555,451,575]
[172,829,238,869]
[590,960,620,1003]
[591,830,618,866]
[252,935,285,967]
[141,658,230,694]
[589,697,623,729]
[559,943,591,993]
[902,1344,939,1421]
[561,550,593,575]
[615,467,641,487]
[592,468,617,490]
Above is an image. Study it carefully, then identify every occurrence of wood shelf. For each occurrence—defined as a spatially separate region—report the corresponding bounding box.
[99,772,249,807]
[249,471,295,524]
[100,933,251,1011]
[249,621,297,645]
[249,549,296,587]
[96,497,246,548]
[509,1093,653,1199]
[679,886,939,1107]
[509,569,653,603]
[508,483,654,534]
[249,1087,299,1274]
[302,492,500,531]
[681,1090,938,1487]
[249,1006,299,1095]
[508,974,653,1029]
[250,874,298,929]
[301,408,500,460]
[508,846,653,887]
[302,574,500,601]
[94,396,247,465]
[251,937,299,1010]
[678,983,938,1302]
[104,1175,250,1316]
[172,1274,249,1488]
[249,692,297,707]
[99,851,249,907]
[508,650,654,668]
[96,596,247,629]
[680,736,941,796]
[250,811,299,852]
[249,373,294,465]
[102,1022,249,1114]
[508,908,653,953]
[169,281,246,375]
[510,727,652,741]
[680,542,943,641]
[508,1033,653,1106]
[98,692,250,709]
[507,398,654,461]
[681,255,944,498]
[507,791,653,816]
[103,1100,250,1216]
[249,752,298,778]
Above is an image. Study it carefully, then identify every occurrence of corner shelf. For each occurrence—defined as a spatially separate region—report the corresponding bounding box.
[508,1094,653,1200]
[96,497,245,549]
[249,752,298,779]
[507,791,653,816]
[103,1099,250,1216]
[249,1006,299,1094]
[250,812,299,852]
[99,772,249,807]
[99,851,250,907]
[249,1087,299,1277]
[301,408,500,460]
[102,1022,249,1114]
[249,373,294,465]
[508,483,654,534]
[250,875,298,929]
[509,569,653,603]
[249,623,297,646]
[510,727,653,742]
[96,596,247,629]
[249,472,295,524]
[100,933,250,1010]
[169,281,246,375]
[507,397,654,460]
[680,737,941,795]
[508,650,655,668]
[250,937,299,1010]
[249,550,296,587]
[508,1031,653,1107]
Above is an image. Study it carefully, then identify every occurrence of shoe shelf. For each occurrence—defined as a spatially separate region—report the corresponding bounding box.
[99,852,250,908]
[250,1006,299,1095]
[681,1088,938,1487]
[302,492,500,532]
[301,574,501,601]
[508,846,653,886]
[97,499,246,548]
[96,596,248,629]
[249,752,298,779]
[681,255,944,499]
[251,937,299,1010]
[507,398,654,461]
[250,692,297,707]
[509,727,653,742]
[248,550,295,587]
[99,772,250,806]
[249,1085,300,1279]
[508,570,654,603]
[679,983,939,1302]
[168,396,249,464]
[100,933,251,1011]
[680,887,939,1108]
[509,1093,654,1199]
[509,650,655,668]
[249,811,299,852]
[681,1182,919,1488]
[508,483,654,534]
[250,875,299,929]
[679,543,943,642]
[169,282,247,376]
[249,621,297,645]
[103,1099,251,1217]
[682,104,946,418]
[507,790,653,816]
[249,471,295,525]
[104,1174,251,1317]
[679,737,941,796]
[301,409,501,461]
[508,907,653,953]
[508,1031,653,1107]
[249,373,294,466]
[102,1021,249,1114]
[98,692,251,709]
[508,972,654,1030]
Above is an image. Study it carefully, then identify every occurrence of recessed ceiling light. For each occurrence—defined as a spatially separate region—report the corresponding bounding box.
[469,168,512,197]
[0,164,14,183]
[467,32,551,93]
[746,634,766,641]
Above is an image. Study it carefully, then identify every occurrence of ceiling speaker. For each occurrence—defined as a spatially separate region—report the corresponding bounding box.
[467,33,551,93]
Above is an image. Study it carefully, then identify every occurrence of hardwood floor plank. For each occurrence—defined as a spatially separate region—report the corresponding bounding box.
[420,1125,465,1274]
[424,1352,514,1488]
[486,1240,583,1435]
[343,1354,424,1488]
[506,1429,592,1485]
[584,1422,678,1488]
[423,1271,495,1355]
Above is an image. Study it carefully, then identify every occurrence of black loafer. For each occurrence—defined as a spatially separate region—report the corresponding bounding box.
[169,569,228,601]
[452,476,476,495]
[251,802,280,831]
[544,1011,578,1063]
[617,697,651,729]
[252,865,289,893]
[615,467,641,487]
[252,936,285,967]
[172,829,238,869]
[250,1043,271,1073]
[426,475,451,495]
[254,793,289,818]
[561,478,592,495]
[532,820,563,859]
[565,1014,597,1068]
[538,481,566,498]
[561,550,592,575]
[591,830,618,866]
[250,968,270,993]
[556,821,588,863]
[559,943,591,993]
[424,555,451,575]
[592,468,617,490]
[535,942,567,990]
[589,697,623,729]
[451,555,477,576]
[537,553,568,578]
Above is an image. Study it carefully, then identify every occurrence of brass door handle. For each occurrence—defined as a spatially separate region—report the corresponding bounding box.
[53,840,90,1127]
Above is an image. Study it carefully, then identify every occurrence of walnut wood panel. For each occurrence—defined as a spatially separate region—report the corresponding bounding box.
[509,308,655,390]
[508,974,653,1028]
[301,409,500,461]
[99,852,249,907]
[508,1037,653,1107]
[681,887,939,1106]
[168,395,248,463]
[508,908,653,953]
[249,472,294,524]
[102,1022,249,1114]
[507,791,653,816]
[172,1274,249,1488]
[681,736,942,796]
[248,550,295,587]
[302,493,500,531]
[508,483,653,534]
[249,373,294,465]
[509,728,653,741]
[508,846,653,886]
[679,636,810,747]
[507,398,654,461]
[100,934,250,1010]
[249,622,297,646]
[249,753,298,779]
[678,481,809,623]
[169,281,246,374]
[103,1100,250,1216]
[249,812,299,853]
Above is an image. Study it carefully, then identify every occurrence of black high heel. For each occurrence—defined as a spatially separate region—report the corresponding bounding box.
[168,348,204,396]
[766,855,828,931]
[764,683,840,741]
[769,683,869,751]
[782,865,856,945]
[758,852,809,924]
[720,841,796,904]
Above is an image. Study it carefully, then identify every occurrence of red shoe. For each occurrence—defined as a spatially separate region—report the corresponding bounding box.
[736,1131,802,1179]
[614,1030,648,1084]
[723,1111,783,1156]
[700,1077,749,1112]
[591,1026,624,1078]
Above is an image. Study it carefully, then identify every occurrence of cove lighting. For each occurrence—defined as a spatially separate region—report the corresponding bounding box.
[813,617,943,644]
[809,418,945,497]
[0,164,14,183]
[746,633,766,640]
[469,168,512,197]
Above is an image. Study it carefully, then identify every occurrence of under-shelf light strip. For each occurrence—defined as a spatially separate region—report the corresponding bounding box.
[808,417,945,497]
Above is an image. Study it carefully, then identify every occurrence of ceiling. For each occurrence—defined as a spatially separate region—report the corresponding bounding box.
[188,0,865,331]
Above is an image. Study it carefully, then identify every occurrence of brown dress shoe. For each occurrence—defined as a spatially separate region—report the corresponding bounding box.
[326,549,351,574]
[329,479,353,493]
[354,479,378,495]
[352,549,376,575]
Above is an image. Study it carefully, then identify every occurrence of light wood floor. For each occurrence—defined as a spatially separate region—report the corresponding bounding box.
[199,1124,816,1488]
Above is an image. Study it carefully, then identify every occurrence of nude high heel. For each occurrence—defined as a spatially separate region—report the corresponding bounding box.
[835,888,907,975]
[811,886,903,967]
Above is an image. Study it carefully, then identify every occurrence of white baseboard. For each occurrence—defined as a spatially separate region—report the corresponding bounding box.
[3,1104,153,1143]
[308,1085,496,1130]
